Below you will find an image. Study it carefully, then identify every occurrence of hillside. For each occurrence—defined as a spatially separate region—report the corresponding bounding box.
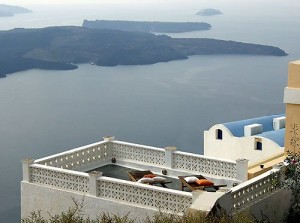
[196,9,223,16]
[83,20,211,33]
[0,4,31,17]
[0,26,287,76]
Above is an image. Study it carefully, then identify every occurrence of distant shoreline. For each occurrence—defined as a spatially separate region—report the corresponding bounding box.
[83,20,212,33]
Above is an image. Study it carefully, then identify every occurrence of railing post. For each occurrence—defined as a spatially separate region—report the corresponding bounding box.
[88,171,102,197]
[21,158,34,182]
[103,136,115,142]
[103,136,115,158]
[236,158,249,182]
[164,146,176,169]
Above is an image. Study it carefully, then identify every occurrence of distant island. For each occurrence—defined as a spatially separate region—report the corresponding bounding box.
[0,26,287,76]
[196,9,223,16]
[83,20,211,33]
[0,4,31,17]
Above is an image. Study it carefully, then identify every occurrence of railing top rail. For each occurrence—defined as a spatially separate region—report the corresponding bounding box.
[112,140,165,152]
[35,141,108,163]
[231,169,279,192]
[99,176,192,197]
[174,151,237,164]
[30,163,90,177]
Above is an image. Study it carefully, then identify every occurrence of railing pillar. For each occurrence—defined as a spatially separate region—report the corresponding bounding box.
[21,158,34,182]
[236,158,249,182]
[103,136,115,158]
[103,136,115,142]
[164,146,177,169]
[88,171,102,197]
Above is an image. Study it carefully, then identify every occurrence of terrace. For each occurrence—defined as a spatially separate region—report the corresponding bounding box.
[21,136,282,220]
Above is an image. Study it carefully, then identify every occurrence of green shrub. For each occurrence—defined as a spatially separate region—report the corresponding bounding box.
[22,205,256,223]
[272,151,300,223]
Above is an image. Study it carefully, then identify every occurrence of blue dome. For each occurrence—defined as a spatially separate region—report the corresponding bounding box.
[222,114,285,137]
[257,128,285,147]
[222,114,285,147]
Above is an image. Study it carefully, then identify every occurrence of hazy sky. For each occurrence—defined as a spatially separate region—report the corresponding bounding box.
[1,0,300,18]
[2,0,300,7]
[0,0,293,4]
[0,0,254,4]
[1,0,152,4]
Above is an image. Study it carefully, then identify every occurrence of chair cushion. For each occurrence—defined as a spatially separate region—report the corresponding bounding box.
[137,177,154,183]
[153,176,166,182]
[184,176,198,183]
[196,179,214,186]
[144,174,157,178]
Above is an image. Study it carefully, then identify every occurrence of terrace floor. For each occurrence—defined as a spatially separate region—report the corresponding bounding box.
[88,164,183,191]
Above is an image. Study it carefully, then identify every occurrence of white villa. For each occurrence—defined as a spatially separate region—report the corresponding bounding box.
[204,114,285,166]
[21,60,300,222]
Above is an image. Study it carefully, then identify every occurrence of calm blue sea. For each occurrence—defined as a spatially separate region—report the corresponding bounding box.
[0,1,300,222]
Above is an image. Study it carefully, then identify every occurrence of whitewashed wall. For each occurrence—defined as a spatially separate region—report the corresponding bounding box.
[21,182,158,221]
[21,161,193,221]
[204,124,284,165]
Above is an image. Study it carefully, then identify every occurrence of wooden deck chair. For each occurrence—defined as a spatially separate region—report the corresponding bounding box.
[178,175,227,191]
[127,170,153,182]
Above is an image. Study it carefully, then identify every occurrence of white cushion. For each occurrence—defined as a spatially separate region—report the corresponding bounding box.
[137,177,154,183]
[153,176,166,182]
[184,176,198,183]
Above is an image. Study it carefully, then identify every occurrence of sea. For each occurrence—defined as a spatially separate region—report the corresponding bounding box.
[0,0,300,222]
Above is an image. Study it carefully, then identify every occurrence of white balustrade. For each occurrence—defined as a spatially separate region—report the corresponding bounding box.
[33,140,240,180]
[28,162,192,214]
[97,176,193,214]
[30,164,89,193]
[173,151,237,179]
[23,138,281,216]
[35,141,111,169]
[231,170,279,213]
[111,141,165,166]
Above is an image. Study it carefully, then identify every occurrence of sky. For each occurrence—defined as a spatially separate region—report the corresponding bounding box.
[1,0,300,8]
[1,0,152,4]
[0,0,251,4]
[0,0,293,4]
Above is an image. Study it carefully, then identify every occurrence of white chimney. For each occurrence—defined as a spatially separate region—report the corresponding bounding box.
[244,124,263,136]
[273,117,286,130]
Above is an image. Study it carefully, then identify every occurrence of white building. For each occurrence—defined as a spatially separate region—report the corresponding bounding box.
[204,114,286,166]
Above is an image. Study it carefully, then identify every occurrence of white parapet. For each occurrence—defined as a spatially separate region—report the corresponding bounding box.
[172,151,237,179]
[97,176,193,214]
[29,139,241,181]
[231,168,280,213]
[111,140,166,167]
[34,141,111,170]
[30,164,90,193]
[22,139,256,221]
